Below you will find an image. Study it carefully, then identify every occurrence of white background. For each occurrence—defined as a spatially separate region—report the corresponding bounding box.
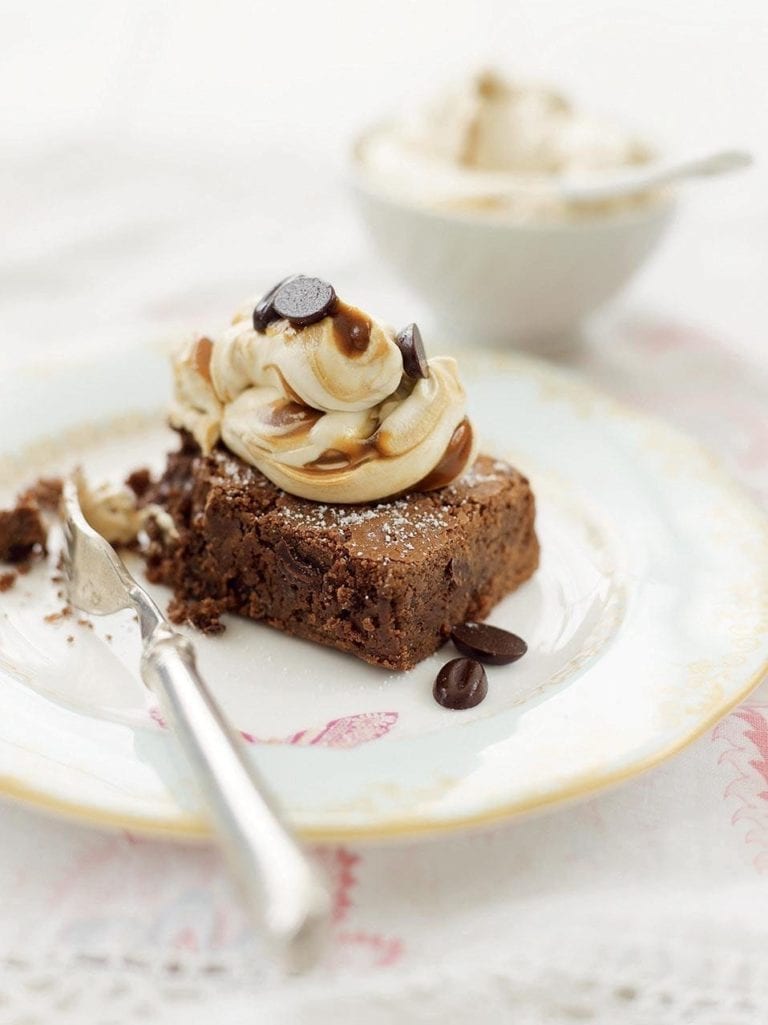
[3,0,767,162]
[1,0,766,367]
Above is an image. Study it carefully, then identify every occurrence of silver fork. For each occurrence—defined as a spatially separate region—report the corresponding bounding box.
[60,479,330,972]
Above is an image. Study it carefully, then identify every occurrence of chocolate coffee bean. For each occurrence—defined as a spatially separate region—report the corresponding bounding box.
[252,275,301,333]
[273,276,337,327]
[395,322,430,379]
[451,621,527,665]
[433,657,488,709]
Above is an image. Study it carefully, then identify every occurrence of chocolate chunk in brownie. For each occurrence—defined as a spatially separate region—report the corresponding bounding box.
[143,431,539,671]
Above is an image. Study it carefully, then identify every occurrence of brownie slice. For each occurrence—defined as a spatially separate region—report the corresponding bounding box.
[144,432,539,671]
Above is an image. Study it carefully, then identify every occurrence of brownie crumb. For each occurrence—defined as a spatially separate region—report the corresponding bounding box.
[18,477,63,512]
[0,571,17,592]
[0,497,48,564]
[167,594,226,635]
[125,467,153,499]
[44,606,72,623]
[77,617,93,630]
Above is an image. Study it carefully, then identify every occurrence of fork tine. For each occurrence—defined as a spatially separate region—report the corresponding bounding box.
[60,476,134,616]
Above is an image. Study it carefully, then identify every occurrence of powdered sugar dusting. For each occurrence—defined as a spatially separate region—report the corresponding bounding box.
[273,496,453,561]
[206,448,517,559]
[213,455,267,487]
[448,458,512,492]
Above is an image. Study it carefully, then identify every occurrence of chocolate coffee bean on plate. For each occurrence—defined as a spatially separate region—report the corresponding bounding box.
[395,322,430,379]
[451,622,528,665]
[273,276,337,327]
[434,657,488,709]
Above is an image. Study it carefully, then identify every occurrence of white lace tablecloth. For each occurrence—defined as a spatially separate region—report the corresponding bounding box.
[1,137,768,1025]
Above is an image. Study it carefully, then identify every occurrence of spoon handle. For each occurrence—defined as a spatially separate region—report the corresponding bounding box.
[560,148,753,204]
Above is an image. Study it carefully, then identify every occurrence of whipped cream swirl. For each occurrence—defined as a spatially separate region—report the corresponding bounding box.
[171,296,475,503]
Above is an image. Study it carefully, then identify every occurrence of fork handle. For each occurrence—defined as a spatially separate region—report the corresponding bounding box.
[141,629,330,972]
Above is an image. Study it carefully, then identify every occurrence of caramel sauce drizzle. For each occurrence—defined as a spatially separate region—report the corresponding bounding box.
[302,418,472,489]
[331,300,372,356]
[263,400,322,438]
[264,364,304,405]
[413,418,473,491]
[194,337,213,382]
[304,436,378,472]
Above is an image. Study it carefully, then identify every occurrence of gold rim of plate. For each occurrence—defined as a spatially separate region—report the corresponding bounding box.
[1,348,767,842]
[1,657,767,843]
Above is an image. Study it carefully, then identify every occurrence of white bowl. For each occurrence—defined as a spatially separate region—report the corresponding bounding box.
[351,170,676,351]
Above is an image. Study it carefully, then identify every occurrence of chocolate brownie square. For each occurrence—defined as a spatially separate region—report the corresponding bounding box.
[145,432,538,670]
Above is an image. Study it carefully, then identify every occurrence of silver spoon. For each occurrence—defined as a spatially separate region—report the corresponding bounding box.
[430,148,753,208]
[559,148,753,205]
[60,479,330,973]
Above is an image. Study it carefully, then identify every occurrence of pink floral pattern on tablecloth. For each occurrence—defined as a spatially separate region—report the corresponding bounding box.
[313,847,404,968]
[585,316,768,504]
[713,702,768,874]
[44,835,403,969]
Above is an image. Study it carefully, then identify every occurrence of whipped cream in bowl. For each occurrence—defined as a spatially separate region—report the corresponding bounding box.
[171,277,476,504]
[355,70,660,222]
[351,71,677,348]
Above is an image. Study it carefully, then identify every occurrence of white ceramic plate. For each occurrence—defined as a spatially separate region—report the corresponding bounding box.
[2,345,767,841]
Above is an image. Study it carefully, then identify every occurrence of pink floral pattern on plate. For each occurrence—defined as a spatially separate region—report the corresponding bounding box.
[148,707,399,749]
[242,711,399,748]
